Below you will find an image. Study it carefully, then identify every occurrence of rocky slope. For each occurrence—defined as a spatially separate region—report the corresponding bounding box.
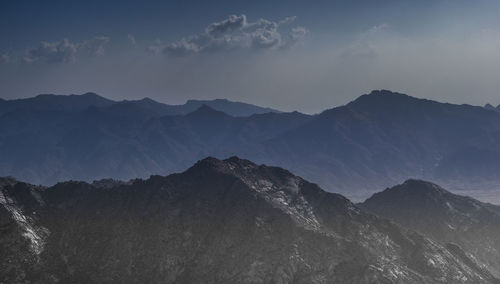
[361,179,500,277]
[0,158,497,283]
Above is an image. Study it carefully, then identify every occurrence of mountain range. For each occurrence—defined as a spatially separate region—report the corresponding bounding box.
[0,93,280,117]
[3,90,500,200]
[1,157,498,283]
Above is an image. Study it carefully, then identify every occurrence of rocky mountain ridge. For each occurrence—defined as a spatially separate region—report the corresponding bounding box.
[0,158,498,283]
[361,179,500,277]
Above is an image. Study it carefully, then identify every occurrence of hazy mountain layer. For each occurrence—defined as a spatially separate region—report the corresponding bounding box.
[0,100,310,185]
[0,158,496,283]
[484,103,500,113]
[0,93,280,117]
[3,90,500,197]
[259,90,500,193]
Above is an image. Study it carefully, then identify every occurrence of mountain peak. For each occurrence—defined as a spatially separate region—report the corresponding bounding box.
[368,179,449,202]
[2,161,496,282]
[367,89,405,96]
[138,97,157,103]
[191,156,260,175]
[0,176,18,187]
[484,103,500,112]
[361,179,500,277]
[34,92,105,100]
[187,104,230,117]
[186,98,230,104]
[401,178,446,191]
[325,89,432,118]
[196,103,216,111]
[485,103,496,109]
[192,156,225,169]
[79,92,101,97]
[188,156,310,199]
[0,92,115,115]
[350,89,416,105]
[183,98,280,116]
[317,89,424,120]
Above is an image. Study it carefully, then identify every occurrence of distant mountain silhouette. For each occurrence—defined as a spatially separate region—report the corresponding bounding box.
[106,98,281,117]
[258,90,500,192]
[361,179,500,277]
[0,98,310,185]
[1,158,496,282]
[0,93,281,117]
[179,99,281,116]
[0,92,114,115]
[3,90,500,198]
[484,103,500,113]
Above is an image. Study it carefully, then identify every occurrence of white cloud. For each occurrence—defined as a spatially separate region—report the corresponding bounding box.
[24,39,78,63]
[205,14,248,37]
[24,36,110,63]
[153,14,308,57]
[81,36,109,56]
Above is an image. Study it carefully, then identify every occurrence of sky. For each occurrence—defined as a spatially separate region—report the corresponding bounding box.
[1,0,500,113]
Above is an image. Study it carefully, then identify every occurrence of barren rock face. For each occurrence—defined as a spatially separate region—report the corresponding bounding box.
[361,179,500,278]
[0,158,497,283]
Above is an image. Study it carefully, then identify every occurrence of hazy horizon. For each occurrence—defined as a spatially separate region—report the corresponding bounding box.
[4,2,500,281]
[3,0,500,113]
[1,88,495,115]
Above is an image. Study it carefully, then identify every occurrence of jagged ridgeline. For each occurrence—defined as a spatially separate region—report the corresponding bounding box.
[361,179,500,278]
[3,90,500,199]
[0,157,497,283]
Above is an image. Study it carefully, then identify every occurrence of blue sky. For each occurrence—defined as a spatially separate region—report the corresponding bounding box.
[2,0,500,113]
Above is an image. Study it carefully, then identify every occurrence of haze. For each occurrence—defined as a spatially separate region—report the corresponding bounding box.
[2,0,500,113]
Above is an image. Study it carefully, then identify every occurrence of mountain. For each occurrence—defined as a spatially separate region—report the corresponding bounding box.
[0,93,115,115]
[4,90,500,200]
[361,179,500,277]
[179,99,281,116]
[1,157,497,283]
[0,102,311,185]
[106,98,281,117]
[484,103,500,113]
[257,90,500,193]
[0,93,280,117]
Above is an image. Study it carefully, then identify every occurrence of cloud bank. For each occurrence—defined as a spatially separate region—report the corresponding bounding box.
[24,36,110,63]
[152,15,307,57]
